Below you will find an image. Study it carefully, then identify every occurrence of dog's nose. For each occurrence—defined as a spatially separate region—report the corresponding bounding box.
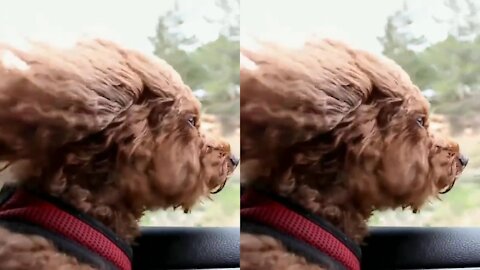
[229,155,239,167]
[459,154,469,167]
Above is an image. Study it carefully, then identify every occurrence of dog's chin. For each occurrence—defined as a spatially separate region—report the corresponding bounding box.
[209,158,237,194]
[409,176,461,213]
[209,172,231,195]
[401,175,459,214]
[438,176,458,194]
[438,161,465,194]
[210,178,228,194]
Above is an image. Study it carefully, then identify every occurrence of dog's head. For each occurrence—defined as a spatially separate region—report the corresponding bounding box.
[241,39,466,213]
[0,39,238,212]
[336,77,467,212]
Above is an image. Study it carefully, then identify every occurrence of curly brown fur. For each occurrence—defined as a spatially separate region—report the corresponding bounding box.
[0,39,237,269]
[240,39,466,269]
[0,227,94,270]
[241,234,324,270]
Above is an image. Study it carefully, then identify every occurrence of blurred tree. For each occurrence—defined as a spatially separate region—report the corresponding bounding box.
[435,0,480,39]
[150,0,239,132]
[379,0,480,131]
[379,2,436,90]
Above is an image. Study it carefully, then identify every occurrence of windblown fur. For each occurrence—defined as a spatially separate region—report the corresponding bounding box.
[0,39,237,269]
[240,39,466,269]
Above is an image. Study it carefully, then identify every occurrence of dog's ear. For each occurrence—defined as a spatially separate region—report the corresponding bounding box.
[376,98,404,127]
[0,40,142,162]
[240,44,369,160]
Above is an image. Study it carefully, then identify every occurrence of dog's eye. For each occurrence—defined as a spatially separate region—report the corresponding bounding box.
[416,116,425,127]
[187,116,197,127]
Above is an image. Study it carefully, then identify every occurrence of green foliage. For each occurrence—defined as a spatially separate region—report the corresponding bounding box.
[379,3,434,90]
[150,0,239,132]
[379,0,480,115]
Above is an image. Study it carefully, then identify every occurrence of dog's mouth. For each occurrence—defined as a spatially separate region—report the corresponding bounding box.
[209,155,239,194]
[439,177,457,194]
[438,156,467,194]
[211,180,227,194]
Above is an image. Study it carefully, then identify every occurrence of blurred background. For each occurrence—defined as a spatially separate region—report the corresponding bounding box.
[0,0,240,227]
[242,0,480,226]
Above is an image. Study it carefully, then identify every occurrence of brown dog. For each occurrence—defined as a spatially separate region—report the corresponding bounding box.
[240,39,467,270]
[0,39,238,269]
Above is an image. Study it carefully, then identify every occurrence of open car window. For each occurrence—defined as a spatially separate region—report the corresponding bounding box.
[242,0,480,228]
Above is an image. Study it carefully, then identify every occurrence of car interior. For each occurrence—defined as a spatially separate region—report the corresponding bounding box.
[132,226,480,270]
[133,227,239,270]
[362,227,480,269]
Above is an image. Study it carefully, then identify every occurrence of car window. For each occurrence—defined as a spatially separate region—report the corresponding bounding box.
[242,0,480,227]
[0,0,240,228]
[140,0,240,227]
[368,0,480,227]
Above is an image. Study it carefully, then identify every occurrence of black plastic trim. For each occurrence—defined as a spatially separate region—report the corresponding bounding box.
[362,227,480,269]
[133,227,239,270]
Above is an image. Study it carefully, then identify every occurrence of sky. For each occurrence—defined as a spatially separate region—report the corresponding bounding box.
[0,0,220,55]
[0,0,458,55]
[241,0,452,54]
